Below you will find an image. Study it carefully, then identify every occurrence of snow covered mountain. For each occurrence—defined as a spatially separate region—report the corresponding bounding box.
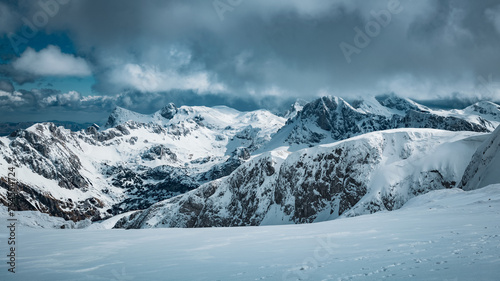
[115,129,487,228]
[262,95,499,152]
[0,105,285,221]
[1,95,499,226]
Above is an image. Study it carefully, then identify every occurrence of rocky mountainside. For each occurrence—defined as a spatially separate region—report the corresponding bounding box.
[115,129,487,228]
[0,105,285,222]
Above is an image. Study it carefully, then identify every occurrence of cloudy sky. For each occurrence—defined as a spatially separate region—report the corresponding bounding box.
[0,0,499,122]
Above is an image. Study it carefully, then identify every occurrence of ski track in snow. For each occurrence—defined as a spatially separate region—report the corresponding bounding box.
[1,185,500,280]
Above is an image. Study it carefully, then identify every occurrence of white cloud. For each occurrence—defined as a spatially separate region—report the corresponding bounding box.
[41,90,82,106]
[12,45,92,77]
[108,63,226,93]
[0,90,26,106]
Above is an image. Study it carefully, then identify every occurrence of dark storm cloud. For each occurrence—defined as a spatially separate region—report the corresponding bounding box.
[0,79,14,92]
[1,0,499,110]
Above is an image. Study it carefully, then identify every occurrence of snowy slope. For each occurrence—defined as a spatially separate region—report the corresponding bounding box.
[2,184,499,280]
[459,125,500,191]
[116,129,487,228]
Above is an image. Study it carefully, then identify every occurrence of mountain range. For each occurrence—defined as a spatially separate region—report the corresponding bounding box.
[0,94,499,228]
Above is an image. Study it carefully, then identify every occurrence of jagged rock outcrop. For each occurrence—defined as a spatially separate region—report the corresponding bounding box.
[160,103,178,119]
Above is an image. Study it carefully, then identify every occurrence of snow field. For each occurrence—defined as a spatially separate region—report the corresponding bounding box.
[1,185,499,280]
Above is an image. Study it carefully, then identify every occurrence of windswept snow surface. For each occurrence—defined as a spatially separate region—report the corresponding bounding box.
[1,185,500,280]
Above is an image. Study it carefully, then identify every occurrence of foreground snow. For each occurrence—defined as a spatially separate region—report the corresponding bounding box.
[1,185,499,280]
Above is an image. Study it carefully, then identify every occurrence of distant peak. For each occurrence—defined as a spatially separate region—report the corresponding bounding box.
[105,106,136,128]
[375,94,429,113]
[473,100,500,108]
[283,99,308,119]
[305,96,349,112]
[465,100,500,117]
[109,106,134,116]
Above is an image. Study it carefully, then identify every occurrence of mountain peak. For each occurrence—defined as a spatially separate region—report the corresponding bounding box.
[160,103,178,119]
[298,96,359,120]
[375,93,430,113]
[104,106,148,128]
[465,101,500,119]
[105,107,123,128]
[283,99,308,120]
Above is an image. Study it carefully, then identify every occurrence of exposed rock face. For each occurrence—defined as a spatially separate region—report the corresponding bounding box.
[115,129,484,229]
[141,145,177,161]
[108,164,200,213]
[115,154,281,229]
[274,145,378,223]
[8,124,89,191]
[0,169,105,222]
[289,96,391,142]
[160,103,178,119]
